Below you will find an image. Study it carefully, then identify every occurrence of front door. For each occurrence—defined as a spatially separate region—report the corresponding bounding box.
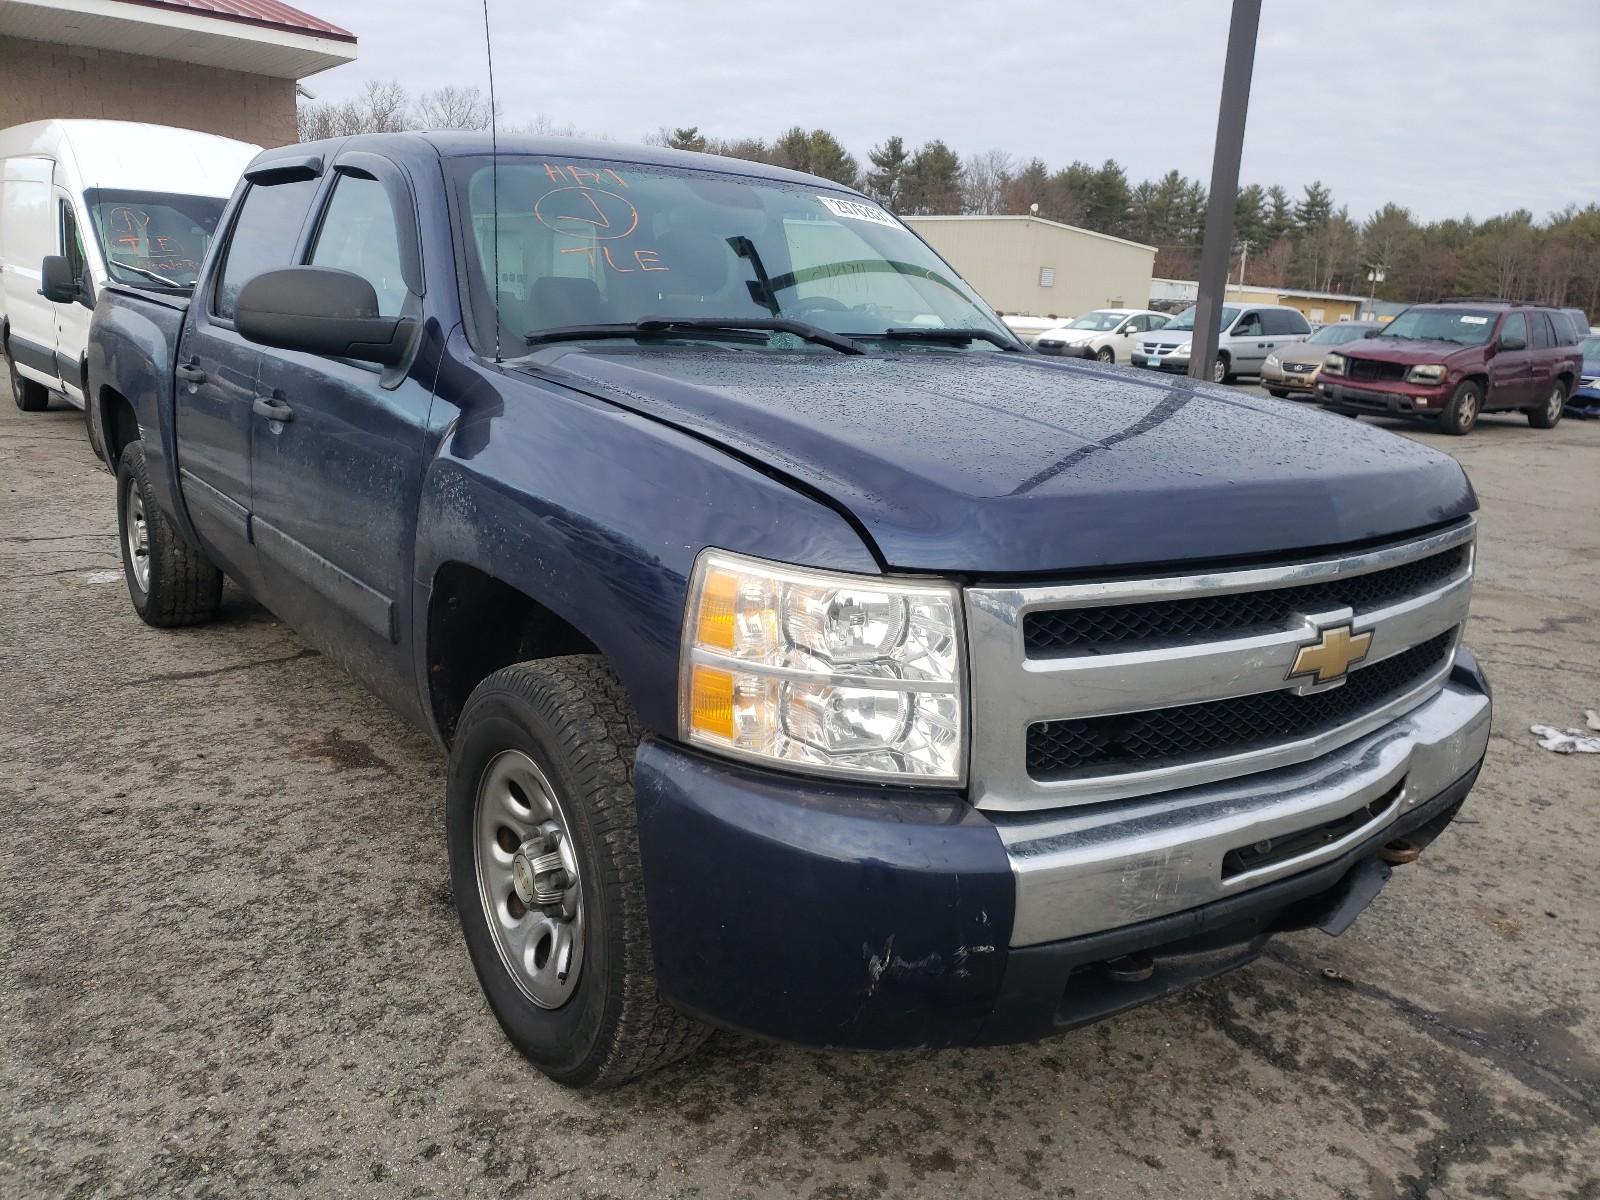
[51,193,92,403]
[247,155,432,702]
[174,169,322,589]
[1229,311,1268,373]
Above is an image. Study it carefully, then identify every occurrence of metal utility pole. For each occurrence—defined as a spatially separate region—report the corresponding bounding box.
[1190,0,1262,383]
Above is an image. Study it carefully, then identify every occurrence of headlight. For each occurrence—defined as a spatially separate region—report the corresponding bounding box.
[1406,364,1447,384]
[680,550,965,783]
[1264,352,1281,368]
[1322,353,1346,376]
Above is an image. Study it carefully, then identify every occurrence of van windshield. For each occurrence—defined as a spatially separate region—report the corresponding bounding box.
[448,156,1010,352]
[1161,305,1240,332]
[84,189,227,290]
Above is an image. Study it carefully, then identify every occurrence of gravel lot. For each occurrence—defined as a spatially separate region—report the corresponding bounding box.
[3,382,1597,1199]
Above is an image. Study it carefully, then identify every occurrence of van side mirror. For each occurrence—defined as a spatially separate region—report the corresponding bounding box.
[1498,334,1527,352]
[40,255,83,305]
[234,266,413,365]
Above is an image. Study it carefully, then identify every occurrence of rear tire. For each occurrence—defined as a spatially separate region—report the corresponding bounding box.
[116,442,223,627]
[1439,380,1482,435]
[447,656,710,1089]
[1525,381,1565,429]
[8,355,49,412]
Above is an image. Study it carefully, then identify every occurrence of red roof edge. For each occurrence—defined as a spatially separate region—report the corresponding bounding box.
[110,0,358,44]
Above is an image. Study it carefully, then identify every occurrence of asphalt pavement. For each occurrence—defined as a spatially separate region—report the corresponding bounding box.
[3,382,1598,1199]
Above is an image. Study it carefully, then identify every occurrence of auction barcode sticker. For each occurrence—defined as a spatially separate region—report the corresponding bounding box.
[817,196,900,228]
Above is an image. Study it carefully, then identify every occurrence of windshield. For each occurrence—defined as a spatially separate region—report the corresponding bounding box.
[1064,311,1125,332]
[1380,308,1498,346]
[1579,334,1600,360]
[449,156,1010,352]
[84,188,226,289]
[1161,305,1240,333]
[1308,323,1373,345]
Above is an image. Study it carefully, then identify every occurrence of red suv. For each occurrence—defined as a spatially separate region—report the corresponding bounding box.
[1315,301,1584,434]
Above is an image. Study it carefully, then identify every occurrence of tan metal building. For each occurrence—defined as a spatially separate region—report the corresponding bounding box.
[0,0,356,148]
[1152,278,1365,325]
[904,214,1157,320]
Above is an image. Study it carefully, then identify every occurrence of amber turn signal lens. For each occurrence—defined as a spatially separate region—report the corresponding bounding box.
[688,664,735,740]
[694,569,739,652]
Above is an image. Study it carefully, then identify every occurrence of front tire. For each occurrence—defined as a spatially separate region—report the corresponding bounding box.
[1267,388,1291,399]
[116,442,223,626]
[1440,380,1482,435]
[8,355,49,412]
[1096,346,1115,364]
[1526,381,1565,429]
[447,656,709,1089]
[1212,355,1231,384]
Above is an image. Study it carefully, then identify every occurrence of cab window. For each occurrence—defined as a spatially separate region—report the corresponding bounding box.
[214,177,320,320]
[308,173,409,317]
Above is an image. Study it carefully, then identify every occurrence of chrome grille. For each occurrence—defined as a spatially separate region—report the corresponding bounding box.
[1027,630,1455,777]
[964,520,1475,811]
[1025,544,1468,653]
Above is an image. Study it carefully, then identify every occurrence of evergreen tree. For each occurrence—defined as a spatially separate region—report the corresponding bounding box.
[901,140,964,214]
[866,136,910,209]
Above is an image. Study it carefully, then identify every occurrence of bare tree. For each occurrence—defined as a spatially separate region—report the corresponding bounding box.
[414,85,494,131]
[961,148,1013,215]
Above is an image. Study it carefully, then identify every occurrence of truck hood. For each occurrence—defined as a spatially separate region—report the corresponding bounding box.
[523,348,1476,575]
[1340,338,1479,365]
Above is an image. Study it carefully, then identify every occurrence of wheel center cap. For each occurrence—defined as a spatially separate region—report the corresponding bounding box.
[511,833,570,910]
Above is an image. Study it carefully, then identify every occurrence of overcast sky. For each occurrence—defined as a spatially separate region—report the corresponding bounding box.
[298,0,1600,225]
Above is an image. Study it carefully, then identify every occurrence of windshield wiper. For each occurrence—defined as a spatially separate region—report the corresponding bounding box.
[865,327,1022,350]
[525,317,865,355]
[113,262,188,289]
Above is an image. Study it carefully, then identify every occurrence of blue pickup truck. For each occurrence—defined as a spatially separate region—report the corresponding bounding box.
[83,133,1492,1088]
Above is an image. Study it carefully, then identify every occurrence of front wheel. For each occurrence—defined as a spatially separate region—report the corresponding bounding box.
[8,355,49,412]
[116,442,223,626]
[1526,381,1565,429]
[1439,380,1482,435]
[1096,346,1115,364]
[446,656,709,1089]
[1212,355,1231,384]
[1267,388,1291,399]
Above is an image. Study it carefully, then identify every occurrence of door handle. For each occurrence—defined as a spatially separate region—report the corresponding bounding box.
[176,360,207,385]
[253,395,293,422]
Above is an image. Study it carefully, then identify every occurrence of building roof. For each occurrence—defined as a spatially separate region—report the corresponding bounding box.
[904,214,1157,254]
[0,0,357,78]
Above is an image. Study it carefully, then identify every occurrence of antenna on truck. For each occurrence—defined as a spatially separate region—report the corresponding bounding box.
[482,0,502,363]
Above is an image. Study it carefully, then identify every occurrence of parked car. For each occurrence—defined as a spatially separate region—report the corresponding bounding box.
[1035,308,1169,363]
[1571,333,1600,414]
[88,132,1490,1088]
[1316,301,1584,434]
[1261,321,1382,398]
[1133,303,1312,382]
[1001,313,1066,347]
[1,119,257,439]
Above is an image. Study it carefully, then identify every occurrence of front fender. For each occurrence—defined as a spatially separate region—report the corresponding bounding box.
[410,344,881,740]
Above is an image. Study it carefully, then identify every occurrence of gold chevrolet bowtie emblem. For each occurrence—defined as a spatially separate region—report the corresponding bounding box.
[1289,625,1372,685]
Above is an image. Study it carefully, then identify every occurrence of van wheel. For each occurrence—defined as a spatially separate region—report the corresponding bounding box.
[116,442,223,626]
[8,356,49,412]
[1525,382,1565,429]
[1096,346,1115,364]
[447,656,709,1089]
[1439,381,1481,435]
[1212,355,1231,384]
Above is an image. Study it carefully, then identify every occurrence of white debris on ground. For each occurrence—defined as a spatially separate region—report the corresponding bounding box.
[1530,723,1600,754]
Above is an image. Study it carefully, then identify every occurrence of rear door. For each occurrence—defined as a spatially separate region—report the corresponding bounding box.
[175,166,321,589]
[2,158,56,388]
[247,151,432,699]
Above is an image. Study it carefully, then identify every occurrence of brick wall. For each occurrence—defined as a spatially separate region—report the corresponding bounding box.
[0,36,296,147]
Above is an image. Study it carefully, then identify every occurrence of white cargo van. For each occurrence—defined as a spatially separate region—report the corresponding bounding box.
[1,120,258,415]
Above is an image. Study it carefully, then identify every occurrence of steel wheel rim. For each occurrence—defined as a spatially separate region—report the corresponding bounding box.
[474,749,585,1009]
[124,478,150,593]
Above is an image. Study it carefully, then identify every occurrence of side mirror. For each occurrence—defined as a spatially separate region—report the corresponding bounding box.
[1498,334,1527,351]
[234,266,413,365]
[40,255,82,305]
[1363,328,1380,338]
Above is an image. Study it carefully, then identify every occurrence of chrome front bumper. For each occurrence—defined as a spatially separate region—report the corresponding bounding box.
[994,674,1490,946]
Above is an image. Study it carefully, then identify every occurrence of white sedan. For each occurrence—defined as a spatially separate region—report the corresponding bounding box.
[1034,309,1170,364]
